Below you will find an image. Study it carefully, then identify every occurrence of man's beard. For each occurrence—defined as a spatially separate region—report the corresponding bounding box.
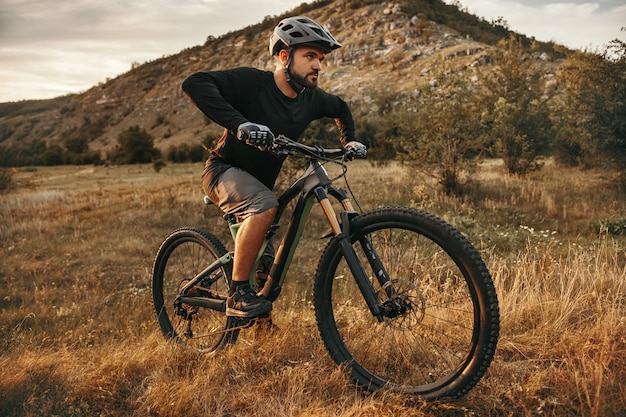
[289,68,319,90]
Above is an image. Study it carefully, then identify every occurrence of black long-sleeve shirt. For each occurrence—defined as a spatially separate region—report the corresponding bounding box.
[181,67,355,189]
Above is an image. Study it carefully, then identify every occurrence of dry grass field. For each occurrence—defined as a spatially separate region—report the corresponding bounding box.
[1,160,625,416]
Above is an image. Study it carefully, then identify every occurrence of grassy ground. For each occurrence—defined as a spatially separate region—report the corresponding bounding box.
[1,160,625,416]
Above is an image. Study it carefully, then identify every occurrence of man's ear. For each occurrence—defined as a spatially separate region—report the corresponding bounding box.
[278,49,290,67]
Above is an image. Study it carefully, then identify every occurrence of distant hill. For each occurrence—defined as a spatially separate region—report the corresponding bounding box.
[0,0,564,156]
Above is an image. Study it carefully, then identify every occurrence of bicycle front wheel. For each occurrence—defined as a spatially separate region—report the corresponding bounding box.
[313,207,499,400]
[152,227,234,352]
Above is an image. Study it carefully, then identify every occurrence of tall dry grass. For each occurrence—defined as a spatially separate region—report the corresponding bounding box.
[1,161,624,416]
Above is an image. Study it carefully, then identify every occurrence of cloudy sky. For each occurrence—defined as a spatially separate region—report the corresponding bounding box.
[1,0,624,103]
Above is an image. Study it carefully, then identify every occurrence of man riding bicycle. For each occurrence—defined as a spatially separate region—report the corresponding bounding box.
[182,16,365,319]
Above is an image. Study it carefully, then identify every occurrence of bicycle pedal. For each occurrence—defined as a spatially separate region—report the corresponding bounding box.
[230,314,277,332]
[227,317,255,328]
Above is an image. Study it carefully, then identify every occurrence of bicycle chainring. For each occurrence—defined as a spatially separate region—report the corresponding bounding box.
[174,279,208,319]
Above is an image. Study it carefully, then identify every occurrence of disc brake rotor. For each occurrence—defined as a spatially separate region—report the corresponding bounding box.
[378,279,426,330]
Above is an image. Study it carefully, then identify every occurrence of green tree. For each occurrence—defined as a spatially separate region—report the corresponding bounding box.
[166,142,207,163]
[555,39,626,180]
[24,139,47,166]
[42,143,64,166]
[167,143,189,163]
[484,35,553,176]
[110,125,160,164]
[64,136,89,154]
[395,62,488,195]
[187,143,206,162]
[63,136,102,165]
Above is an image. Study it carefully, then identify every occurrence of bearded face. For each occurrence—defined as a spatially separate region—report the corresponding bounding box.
[286,47,325,90]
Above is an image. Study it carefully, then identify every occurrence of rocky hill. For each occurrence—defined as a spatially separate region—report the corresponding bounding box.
[0,0,562,156]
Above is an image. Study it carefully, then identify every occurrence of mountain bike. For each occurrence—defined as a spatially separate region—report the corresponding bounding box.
[151,135,500,400]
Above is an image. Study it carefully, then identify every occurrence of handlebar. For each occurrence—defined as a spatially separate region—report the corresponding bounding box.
[270,135,352,161]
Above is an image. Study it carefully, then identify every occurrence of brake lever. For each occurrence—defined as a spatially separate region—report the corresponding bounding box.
[265,141,288,156]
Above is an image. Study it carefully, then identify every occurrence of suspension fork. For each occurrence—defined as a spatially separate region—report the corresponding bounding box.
[329,188,395,300]
[314,187,383,322]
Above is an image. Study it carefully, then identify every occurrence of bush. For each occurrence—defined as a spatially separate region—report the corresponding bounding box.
[153,159,166,173]
[0,138,102,167]
[484,36,553,176]
[596,218,626,236]
[555,40,626,174]
[166,143,207,163]
[394,61,488,195]
[108,125,160,164]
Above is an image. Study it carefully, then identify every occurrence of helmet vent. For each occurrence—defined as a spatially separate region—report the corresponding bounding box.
[311,28,324,37]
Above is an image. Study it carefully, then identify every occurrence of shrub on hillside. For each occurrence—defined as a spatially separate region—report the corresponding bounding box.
[108,125,161,164]
[484,35,553,176]
[394,61,488,195]
[166,143,206,163]
[555,39,626,177]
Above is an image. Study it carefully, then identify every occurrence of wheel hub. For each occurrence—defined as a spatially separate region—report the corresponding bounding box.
[378,279,426,330]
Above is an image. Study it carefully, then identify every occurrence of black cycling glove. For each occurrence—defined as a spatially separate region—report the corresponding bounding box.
[237,122,275,148]
[344,141,367,160]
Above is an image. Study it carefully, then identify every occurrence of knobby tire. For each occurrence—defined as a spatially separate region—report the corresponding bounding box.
[152,227,238,352]
[313,207,500,400]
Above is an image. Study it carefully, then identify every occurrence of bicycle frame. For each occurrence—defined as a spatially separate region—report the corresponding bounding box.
[177,157,389,321]
[261,157,392,321]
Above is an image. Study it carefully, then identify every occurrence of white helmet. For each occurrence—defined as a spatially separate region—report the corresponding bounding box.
[269,16,341,56]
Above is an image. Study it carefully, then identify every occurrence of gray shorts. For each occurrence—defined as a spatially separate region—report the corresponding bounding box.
[203,166,278,221]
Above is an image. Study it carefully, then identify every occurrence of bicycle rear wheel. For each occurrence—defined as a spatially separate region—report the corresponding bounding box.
[152,227,236,352]
[313,207,499,400]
